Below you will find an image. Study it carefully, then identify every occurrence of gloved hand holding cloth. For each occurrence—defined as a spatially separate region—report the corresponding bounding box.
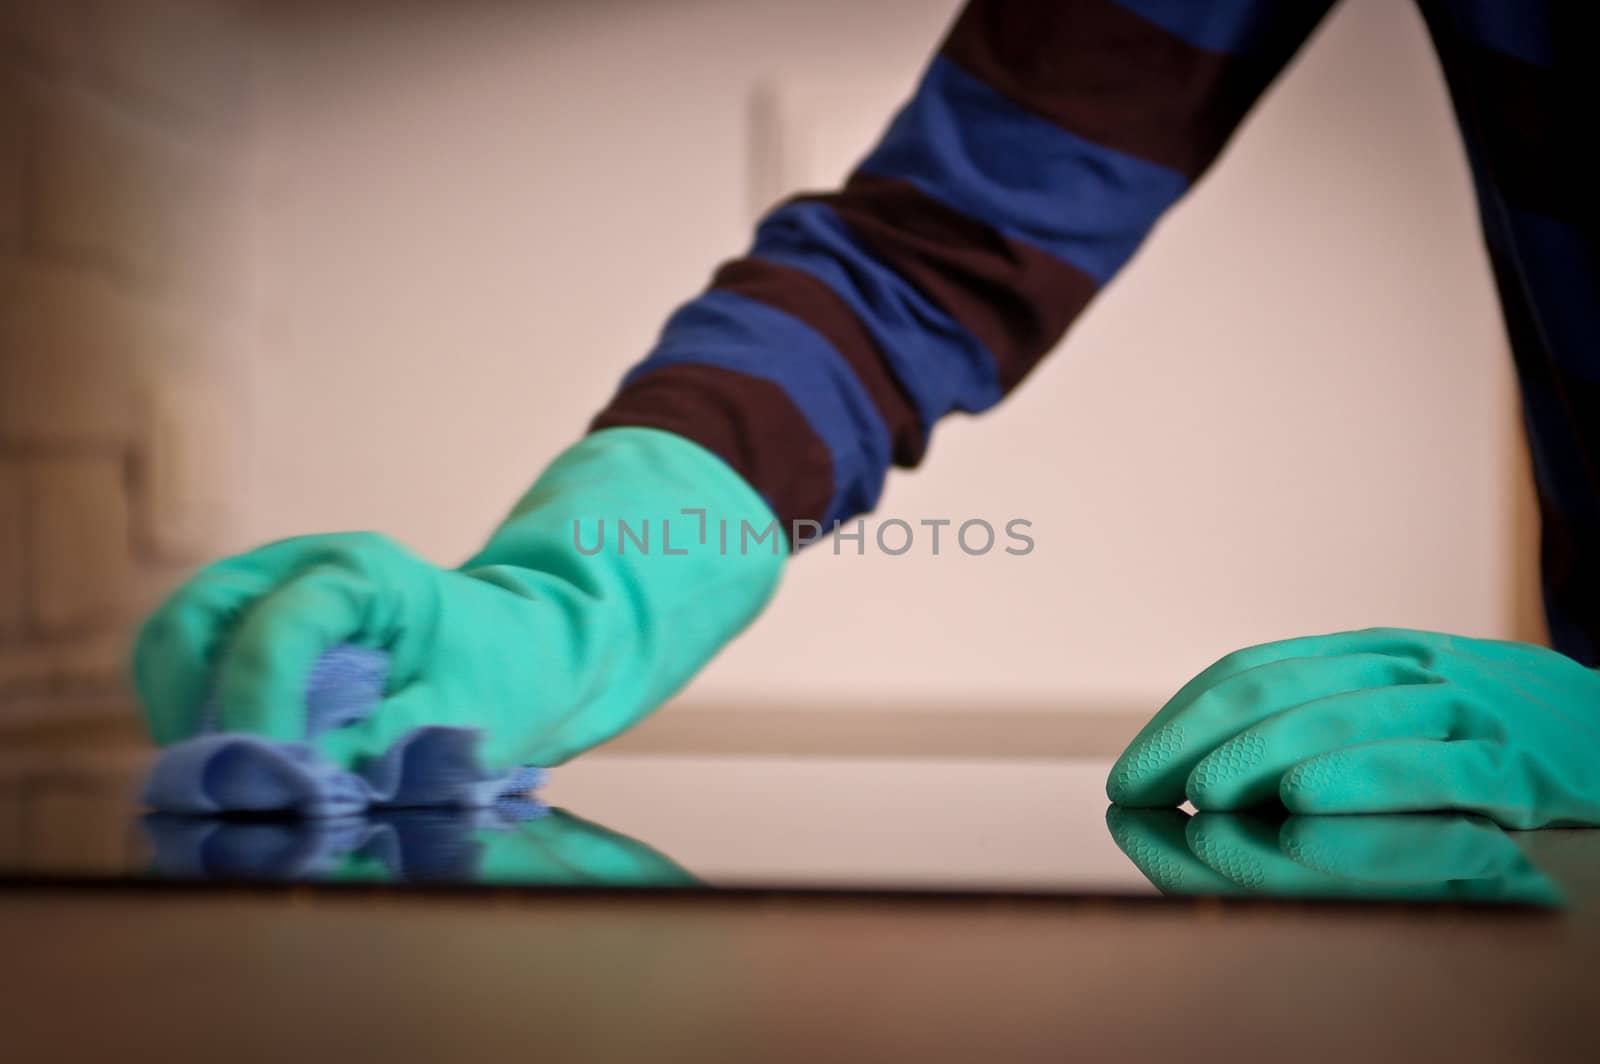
[133,428,786,808]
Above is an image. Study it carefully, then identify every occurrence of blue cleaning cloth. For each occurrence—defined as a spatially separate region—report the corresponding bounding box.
[142,644,547,818]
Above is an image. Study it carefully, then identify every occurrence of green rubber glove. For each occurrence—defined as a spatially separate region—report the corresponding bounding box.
[1106,807,1561,905]
[1106,628,1600,828]
[132,427,786,769]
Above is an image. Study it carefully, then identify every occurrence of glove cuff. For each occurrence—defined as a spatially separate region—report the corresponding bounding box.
[458,427,787,755]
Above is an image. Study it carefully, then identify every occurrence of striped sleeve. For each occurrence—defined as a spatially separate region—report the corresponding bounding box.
[591,0,1337,540]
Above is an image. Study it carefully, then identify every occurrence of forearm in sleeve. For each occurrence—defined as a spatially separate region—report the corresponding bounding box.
[592,0,1337,542]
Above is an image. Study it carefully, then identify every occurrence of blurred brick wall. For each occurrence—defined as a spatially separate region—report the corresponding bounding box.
[0,0,256,730]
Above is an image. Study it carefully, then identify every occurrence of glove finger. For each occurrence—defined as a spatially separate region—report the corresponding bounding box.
[1189,812,1537,902]
[1277,738,1534,824]
[1149,628,1455,734]
[214,564,377,740]
[1277,815,1563,905]
[1103,806,1246,897]
[1183,812,1335,895]
[1185,683,1456,811]
[1280,814,1517,882]
[132,567,282,744]
[1108,652,1437,807]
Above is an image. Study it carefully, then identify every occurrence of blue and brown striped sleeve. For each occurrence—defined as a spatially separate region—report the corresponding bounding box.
[591,0,1338,540]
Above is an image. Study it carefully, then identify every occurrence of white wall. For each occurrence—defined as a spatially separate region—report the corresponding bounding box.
[1,0,259,725]
[247,0,1540,714]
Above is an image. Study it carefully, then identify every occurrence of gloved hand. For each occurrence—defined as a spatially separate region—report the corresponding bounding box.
[132,428,786,771]
[1106,628,1600,829]
[1105,807,1561,905]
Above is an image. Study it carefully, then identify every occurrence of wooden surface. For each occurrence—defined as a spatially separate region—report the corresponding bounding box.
[1,878,1597,1063]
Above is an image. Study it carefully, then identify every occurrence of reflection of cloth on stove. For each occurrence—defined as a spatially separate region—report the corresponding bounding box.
[143,801,549,882]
